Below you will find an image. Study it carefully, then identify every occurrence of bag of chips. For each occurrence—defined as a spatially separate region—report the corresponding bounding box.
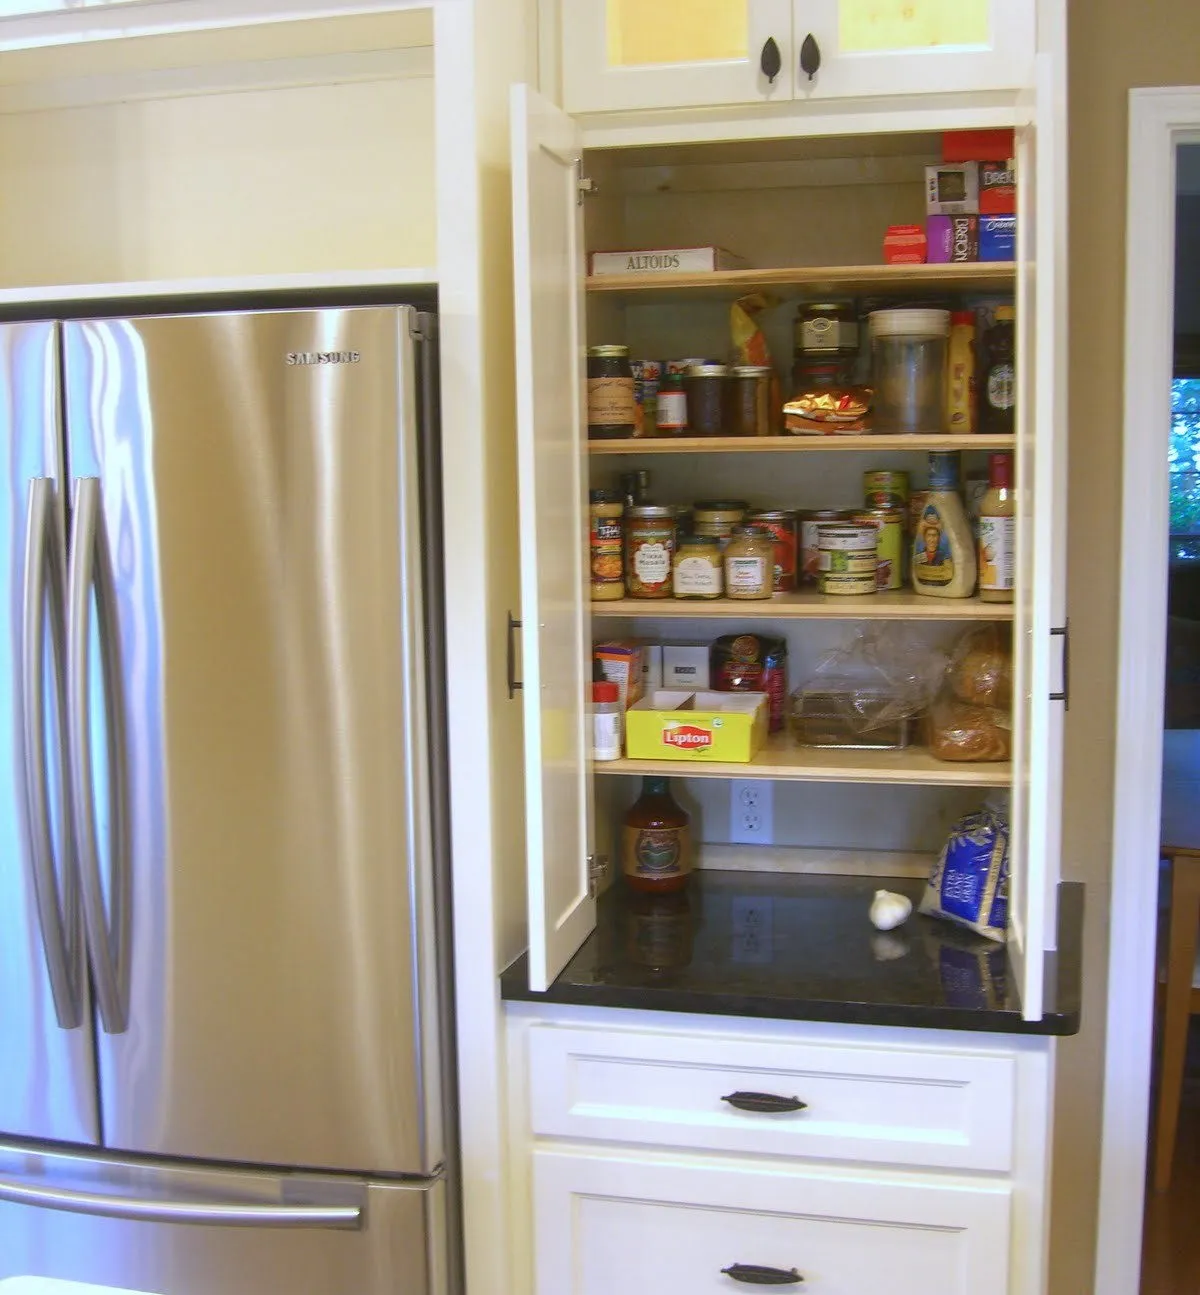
[919,800,1009,942]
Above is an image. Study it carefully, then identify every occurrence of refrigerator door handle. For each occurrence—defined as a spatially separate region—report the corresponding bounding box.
[0,1176,363,1229]
[67,476,131,1035]
[21,477,83,1029]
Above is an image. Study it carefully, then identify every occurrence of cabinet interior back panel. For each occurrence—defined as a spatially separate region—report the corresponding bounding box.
[0,73,435,287]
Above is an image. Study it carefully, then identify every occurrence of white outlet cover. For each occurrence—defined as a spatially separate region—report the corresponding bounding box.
[729,779,774,845]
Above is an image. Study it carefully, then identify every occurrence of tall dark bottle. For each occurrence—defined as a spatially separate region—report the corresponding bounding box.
[622,777,692,894]
[980,304,1016,434]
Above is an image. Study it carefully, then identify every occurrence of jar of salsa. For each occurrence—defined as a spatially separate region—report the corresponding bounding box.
[587,345,635,439]
[625,506,676,598]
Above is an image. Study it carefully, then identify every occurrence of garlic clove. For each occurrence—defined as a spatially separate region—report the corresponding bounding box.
[869,889,913,932]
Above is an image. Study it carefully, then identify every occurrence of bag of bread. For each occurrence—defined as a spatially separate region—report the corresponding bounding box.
[919,800,1010,943]
[927,626,1012,762]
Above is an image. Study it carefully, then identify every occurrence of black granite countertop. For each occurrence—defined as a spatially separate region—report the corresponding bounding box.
[501,871,1082,1036]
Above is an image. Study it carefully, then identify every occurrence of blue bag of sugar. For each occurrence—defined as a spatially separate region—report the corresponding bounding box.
[919,802,1009,942]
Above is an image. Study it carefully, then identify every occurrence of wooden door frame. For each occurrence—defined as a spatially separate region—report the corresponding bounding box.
[1096,86,1200,1295]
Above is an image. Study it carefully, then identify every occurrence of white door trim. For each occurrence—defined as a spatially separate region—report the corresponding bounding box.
[1096,86,1200,1295]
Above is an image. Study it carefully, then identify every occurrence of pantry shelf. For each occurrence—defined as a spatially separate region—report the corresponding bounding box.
[591,592,1014,620]
[588,434,1015,455]
[585,261,1016,301]
[595,734,1010,787]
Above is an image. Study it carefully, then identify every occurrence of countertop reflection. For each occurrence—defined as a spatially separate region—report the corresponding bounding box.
[500,870,1082,1036]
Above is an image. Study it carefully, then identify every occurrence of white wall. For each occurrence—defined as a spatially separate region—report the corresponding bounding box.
[0,13,435,287]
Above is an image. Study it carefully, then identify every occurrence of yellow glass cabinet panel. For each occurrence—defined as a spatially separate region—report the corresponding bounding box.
[838,0,990,53]
[605,0,750,67]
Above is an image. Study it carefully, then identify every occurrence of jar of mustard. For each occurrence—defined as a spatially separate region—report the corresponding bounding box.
[672,535,723,600]
[589,489,625,601]
[625,506,676,599]
[723,525,774,600]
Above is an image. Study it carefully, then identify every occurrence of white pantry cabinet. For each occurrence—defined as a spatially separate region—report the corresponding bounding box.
[558,0,1036,116]
[511,67,1067,1015]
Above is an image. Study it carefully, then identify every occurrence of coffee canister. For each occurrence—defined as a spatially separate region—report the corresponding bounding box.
[818,523,878,596]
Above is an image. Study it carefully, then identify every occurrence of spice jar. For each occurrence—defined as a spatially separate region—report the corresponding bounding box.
[723,525,775,600]
[672,534,723,600]
[589,489,625,601]
[730,365,773,436]
[655,372,687,435]
[684,363,730,436]
[692,500,748,549]
[587,345,635,440]
[625,505,676,599]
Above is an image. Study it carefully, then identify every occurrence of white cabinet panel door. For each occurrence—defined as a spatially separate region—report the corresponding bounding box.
[794,1,1036,99]
[560,0,794,114]
[511,84,596,991]
[1009,58,1066,1021]
[533,1148,1011,1295]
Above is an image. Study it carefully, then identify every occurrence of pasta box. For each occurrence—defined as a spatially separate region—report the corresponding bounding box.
[625,690,769,763]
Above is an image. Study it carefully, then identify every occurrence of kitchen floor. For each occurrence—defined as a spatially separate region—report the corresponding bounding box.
[1142,1020,1200,1294]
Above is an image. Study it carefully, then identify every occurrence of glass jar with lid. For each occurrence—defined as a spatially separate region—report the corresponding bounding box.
[684,363,730,436]
[625,505,676,599]
[868,309,950,434]
[672,535,723,600]
[730,365,773,437]
[587,345,636,439]
[795,301,859,357]
[692,500,748,549]
[723,525,775,600]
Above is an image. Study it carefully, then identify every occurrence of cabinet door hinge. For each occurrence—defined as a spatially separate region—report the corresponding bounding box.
[1050,620,1070,710]
[576,158,598,206]
[586,853,609,898]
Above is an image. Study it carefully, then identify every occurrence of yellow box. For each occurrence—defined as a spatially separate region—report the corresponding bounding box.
[624,690,769,763]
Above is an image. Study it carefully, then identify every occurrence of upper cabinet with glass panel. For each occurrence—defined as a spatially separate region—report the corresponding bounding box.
[559,0,1036,115]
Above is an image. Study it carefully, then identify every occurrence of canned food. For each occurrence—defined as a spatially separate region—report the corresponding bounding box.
[747,509,798,594]
[863,470,910,513]
[818,523,878,596]
[625,506,676,599]
[799,509,852,585]
[851,508,905,591]
[692,500,748,548]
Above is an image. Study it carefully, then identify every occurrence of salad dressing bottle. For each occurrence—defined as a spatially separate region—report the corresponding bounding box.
[911,452,977,599]
[978,452,1015,603]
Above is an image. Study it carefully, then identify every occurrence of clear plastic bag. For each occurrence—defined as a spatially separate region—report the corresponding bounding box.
[791,625,950,745]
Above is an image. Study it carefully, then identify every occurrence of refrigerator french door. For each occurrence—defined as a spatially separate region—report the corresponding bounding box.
[0,306,451,1295]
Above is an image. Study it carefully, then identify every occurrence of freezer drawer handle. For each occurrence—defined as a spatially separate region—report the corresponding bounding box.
[67,477,131,1035]
[721,1092,807,1114]
[22,477,84,1029]
[721,1263,804,1285]
[0,1177,362,1229]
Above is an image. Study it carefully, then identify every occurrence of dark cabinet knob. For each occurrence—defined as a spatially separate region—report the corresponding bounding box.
[722,1264,804,1285]
[800,33,821,81]
[760,36,782,84]
[721,1091,807,1114]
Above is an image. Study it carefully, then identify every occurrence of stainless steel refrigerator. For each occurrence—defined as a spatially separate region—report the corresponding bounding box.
[0,304,457,1294]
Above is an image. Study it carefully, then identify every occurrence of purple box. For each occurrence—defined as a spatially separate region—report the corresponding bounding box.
[926,215,979,263]
[979,215,1017,262]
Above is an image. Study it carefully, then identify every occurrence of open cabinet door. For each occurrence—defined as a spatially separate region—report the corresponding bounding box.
[1010,52,1067,1020]
[511,83,595,991]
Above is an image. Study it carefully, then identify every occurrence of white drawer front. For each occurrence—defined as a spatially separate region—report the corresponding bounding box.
[527,1024,1015,1171]
[533,1148,1011,1295]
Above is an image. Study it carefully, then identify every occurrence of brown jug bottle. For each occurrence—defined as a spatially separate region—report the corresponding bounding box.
[622,777,692,894]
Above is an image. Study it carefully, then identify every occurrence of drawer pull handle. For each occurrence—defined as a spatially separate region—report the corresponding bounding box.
[722,1264,804,1285]
[721,1091,807,1114]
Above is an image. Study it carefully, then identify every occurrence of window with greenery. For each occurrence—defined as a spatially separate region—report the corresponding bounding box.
[1170,377,1200,560]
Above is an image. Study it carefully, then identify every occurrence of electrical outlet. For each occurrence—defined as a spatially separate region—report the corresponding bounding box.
[729,779,773,845]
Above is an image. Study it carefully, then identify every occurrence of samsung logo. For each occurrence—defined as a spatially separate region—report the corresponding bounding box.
[286,351,361,366]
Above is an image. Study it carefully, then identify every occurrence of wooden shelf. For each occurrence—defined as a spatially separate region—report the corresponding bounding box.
[586,261,1016,301]
[595,733,1010,787]
[591,591,1013,621]
[588,434,1015,455]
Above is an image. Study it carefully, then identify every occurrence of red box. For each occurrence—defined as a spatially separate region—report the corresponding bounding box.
[942,129,1015,162]
[883,224,926,265]
[978,159,1016,214]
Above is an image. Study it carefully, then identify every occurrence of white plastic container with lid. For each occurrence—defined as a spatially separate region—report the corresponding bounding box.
[869,308,951,435]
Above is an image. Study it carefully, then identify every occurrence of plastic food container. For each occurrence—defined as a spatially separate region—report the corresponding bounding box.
[789,689,912,750]
[869,309,950,435]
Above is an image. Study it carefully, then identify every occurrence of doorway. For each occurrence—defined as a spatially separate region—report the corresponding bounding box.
[1098,91,1200,1295]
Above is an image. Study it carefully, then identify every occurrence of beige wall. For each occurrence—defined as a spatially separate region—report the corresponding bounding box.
[1051,3,1200,1290]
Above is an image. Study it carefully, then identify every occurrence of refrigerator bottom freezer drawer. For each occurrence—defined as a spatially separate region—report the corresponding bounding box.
[0,1141,445,1295]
